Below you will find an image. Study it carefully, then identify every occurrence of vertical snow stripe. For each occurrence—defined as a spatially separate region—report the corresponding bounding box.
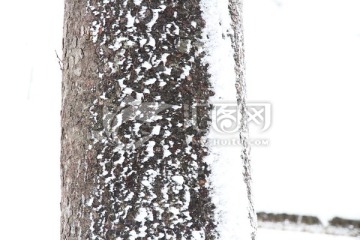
[201,0,256,239]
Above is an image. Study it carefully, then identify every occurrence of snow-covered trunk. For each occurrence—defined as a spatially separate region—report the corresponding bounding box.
[61,0,254,239]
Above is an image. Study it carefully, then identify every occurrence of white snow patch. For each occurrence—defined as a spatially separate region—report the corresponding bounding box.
[161,53,169,63]
[123,87,133,94]
[144,78,157,85]
[145,141,155,158]
[171,175,184,185]
[164,67,171,75]
[147,37,156,47]
[151,125,161,135]
[139,38,147,47]
[191,21,197,28]
[135,207,147,222]
[146,6,166,30]
[141,180,151,187]
[192,230,205,240]
[180,65,191,79]
[142,61,152,70]
[126,11,135,28]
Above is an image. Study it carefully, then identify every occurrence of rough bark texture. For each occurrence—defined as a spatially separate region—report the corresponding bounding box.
[61,1,216,239]
[61,0,99,239]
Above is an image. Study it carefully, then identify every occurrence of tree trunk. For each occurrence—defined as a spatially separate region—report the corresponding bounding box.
[61,0,253,239]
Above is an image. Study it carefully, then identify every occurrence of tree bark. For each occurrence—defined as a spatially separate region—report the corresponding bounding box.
[61,1,252,239]
[61,1,216,239]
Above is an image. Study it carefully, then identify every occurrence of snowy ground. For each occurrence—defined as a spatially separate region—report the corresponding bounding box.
[257,228,358,240]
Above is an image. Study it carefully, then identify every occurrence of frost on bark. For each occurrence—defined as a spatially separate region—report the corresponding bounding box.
[61,0,252,240]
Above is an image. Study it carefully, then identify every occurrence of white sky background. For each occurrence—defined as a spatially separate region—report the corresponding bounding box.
[0,0,359,239]
[244,0,360,222]
[0,0,63,238]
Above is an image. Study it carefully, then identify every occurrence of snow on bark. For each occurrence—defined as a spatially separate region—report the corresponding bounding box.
[200,0,257,239]
[62,0,253,239]
[85,0,216,239]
